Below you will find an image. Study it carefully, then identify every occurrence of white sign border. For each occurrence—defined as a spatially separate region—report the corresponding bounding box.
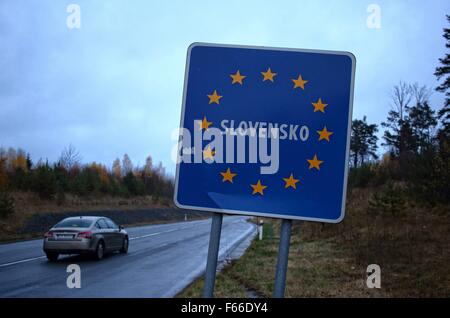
[173,42,356,223]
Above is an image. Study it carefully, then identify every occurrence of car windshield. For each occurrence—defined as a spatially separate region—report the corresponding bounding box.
[54,219,93,228]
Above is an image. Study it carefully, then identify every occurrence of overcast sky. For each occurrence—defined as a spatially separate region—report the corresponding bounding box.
[0,0,449,175]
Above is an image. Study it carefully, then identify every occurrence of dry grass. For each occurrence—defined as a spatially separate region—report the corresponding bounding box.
[179,187,450,298]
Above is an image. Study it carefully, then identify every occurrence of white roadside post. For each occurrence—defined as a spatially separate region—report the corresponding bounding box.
[259,219,264,240]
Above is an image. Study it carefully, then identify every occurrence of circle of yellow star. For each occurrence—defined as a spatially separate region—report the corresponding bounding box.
[251,180,267,195]
[283,173,299,189]
[261,67,277,82]
[207,90,223,105]
[198,116,212,131]
[220,168,237,183]
[317,126,333,141]
[292,75,308,90]
[203,145,215,160]
[307,154,324,170]
[312,98,328,113]
[230,70,246,85]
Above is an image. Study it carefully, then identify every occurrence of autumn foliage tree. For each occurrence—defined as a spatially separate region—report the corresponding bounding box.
[0,145,174,205]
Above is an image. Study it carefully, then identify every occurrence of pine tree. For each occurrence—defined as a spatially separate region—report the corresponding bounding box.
[433,15,450,203]
[407,101,437,153]
[382,82,412,156]
[33,163,57,200]
[434,14,450,129]
[350,116,378,167]
[26,153,33,170]
[404,83,437,154]
[368,182,405,217]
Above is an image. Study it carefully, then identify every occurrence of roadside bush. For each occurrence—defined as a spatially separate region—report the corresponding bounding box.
[348,164,376,188]
[0,192,15,218]
[123,172,145,196]
[368,182,406,217]
[406,151,450,204]
[32,164,57,200]
[56,189,66,206]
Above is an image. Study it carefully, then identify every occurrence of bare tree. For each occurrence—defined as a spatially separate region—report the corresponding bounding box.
[410,82,432,105]
[390,81,412,122]
[59,144,81,170]
[5,148,17,171]
[122,154,133,176]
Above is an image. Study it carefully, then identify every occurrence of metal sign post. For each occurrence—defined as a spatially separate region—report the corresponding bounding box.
[273,219,293,298]
[203,213,223,298]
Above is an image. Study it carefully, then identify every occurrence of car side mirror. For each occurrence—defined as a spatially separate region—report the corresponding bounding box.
[119,225,123,230]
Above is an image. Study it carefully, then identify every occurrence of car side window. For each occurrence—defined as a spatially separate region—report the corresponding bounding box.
[105,219,118,229]
[96,219,108,229]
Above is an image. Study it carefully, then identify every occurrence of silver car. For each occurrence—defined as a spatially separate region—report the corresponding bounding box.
[43,216,129,261]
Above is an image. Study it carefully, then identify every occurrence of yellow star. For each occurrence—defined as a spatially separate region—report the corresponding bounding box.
[283,173,300,189]
[251,179,267,195]
[230,70,246,85]
[220,168,237,183]
[312,98,328,113]
[198,116,213,131]
[261,67,277,82]
[207,90,223,105]
[317,126,333,141]
[203,145,215,160]
[307,154,324,170]
[292,75,308,90]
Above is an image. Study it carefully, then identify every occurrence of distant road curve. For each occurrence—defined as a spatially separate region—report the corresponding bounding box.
[0,215,255,297]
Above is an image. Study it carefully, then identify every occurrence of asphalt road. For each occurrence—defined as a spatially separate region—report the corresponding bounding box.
[0,215,255,297]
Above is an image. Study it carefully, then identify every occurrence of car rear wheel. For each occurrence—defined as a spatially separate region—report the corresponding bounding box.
[94,241,105,260]
[46,252,59,262]
[120,237,128,254]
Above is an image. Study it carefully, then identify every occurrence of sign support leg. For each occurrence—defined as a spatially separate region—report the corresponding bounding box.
[202,213,223,298]
[273,219,293,298]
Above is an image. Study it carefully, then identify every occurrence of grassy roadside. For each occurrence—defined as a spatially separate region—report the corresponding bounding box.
[179,224,380,298]
[178,187,450,297]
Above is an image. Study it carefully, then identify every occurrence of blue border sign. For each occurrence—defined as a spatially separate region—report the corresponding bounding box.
[174,43,356,223]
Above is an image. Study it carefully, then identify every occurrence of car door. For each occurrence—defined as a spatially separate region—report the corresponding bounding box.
[105,218,122,249]
[96,218,114,250]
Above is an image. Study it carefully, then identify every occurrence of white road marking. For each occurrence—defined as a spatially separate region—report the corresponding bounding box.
[0,256,47,268]
[129,232,162,240]
[129,227,181,241]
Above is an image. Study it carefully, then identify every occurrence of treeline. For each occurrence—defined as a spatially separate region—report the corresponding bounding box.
[348,16,450,207]
[0,145,174,217]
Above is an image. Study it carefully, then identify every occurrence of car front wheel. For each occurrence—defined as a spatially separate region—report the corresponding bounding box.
[120,237,128,254]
